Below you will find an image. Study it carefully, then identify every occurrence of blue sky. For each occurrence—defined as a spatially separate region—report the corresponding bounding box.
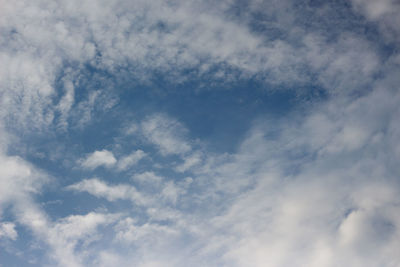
[1,0,400,266]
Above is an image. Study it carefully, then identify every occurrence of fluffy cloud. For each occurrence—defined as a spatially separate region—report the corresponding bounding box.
[43,212,120,267]
[80,150,117,170]
[0,154,49,216]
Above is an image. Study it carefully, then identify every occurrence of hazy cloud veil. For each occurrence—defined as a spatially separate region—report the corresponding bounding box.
[0,0,399,266]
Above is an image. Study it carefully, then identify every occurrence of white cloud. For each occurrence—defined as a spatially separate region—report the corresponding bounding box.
[352,0,395,19]
[56,71,76,130]
[80,150,117,170]
[39,212,119,267]
[0,154,49,215]
[132,171,164,185]
[160,181,182,205]
[0,146,91,267]
[0,0,389,137]
[175,152,203,173]
[52,212,118,241]
[351,0,400,42]
[189,85,400,267]
[0,222,17,240]
[114,217,178,244]
[117,150,146,171]
[67,178,149,206]
[303,33,380,93]
[85,75,400,267]
[0,0,399,266]
[140,114,191,156]
[67,174,189,209]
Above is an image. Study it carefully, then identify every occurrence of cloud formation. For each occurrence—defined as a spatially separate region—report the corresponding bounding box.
[0,0,399,266]
[67,178,148,205]
[80,150,117,170]
[116,150,146,171]
[0,222,17,240]
[139,114,192,156]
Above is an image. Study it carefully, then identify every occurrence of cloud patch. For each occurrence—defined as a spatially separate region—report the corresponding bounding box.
[117,150,146,171]
[0,222,17,240]
[139,114,192,156]
[80,150,117,170]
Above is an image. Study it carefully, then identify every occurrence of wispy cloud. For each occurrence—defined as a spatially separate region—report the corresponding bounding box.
[117,150,146,171]
[139,114,191,156]
[67,178,149,206]
[132,171,164,185]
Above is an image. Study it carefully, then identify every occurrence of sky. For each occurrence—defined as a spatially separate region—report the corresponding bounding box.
[0,0,400,266]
